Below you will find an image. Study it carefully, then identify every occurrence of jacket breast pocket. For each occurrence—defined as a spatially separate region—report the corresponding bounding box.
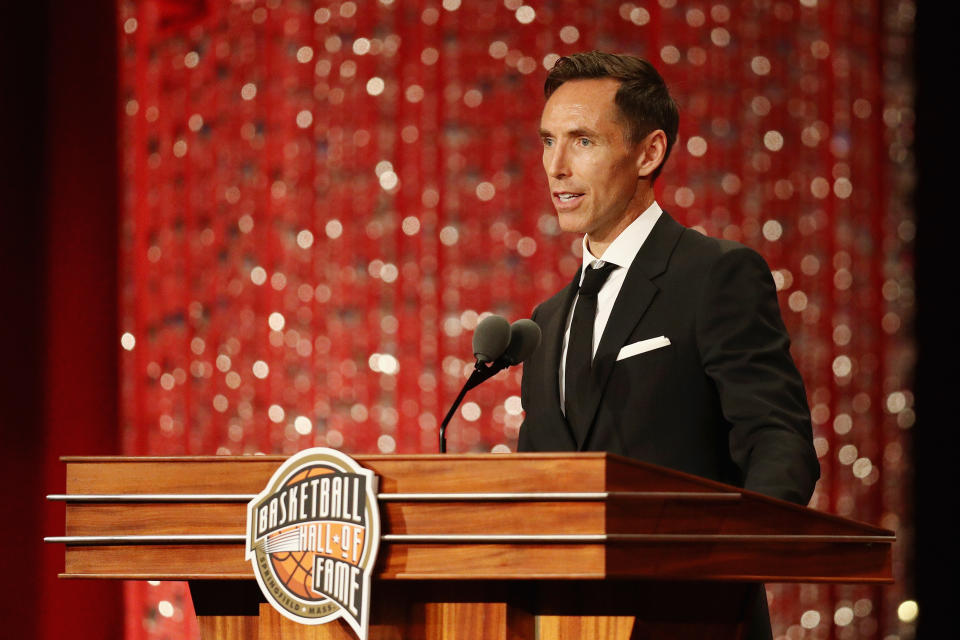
[616,336,671,361]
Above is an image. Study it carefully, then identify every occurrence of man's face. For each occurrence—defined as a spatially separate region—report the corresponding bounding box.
[539,78,647,246]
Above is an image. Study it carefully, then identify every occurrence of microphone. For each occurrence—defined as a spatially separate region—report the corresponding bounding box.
[439,316,542,453]
[496,319,541,367]
[472,314,511,363]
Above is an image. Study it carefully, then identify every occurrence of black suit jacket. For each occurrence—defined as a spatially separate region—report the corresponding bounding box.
[518,212,820,505]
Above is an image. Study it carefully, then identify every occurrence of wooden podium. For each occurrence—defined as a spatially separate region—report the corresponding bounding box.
[47,453,893,639]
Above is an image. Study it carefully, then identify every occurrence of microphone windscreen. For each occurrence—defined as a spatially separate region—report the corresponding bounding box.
[472,314,511,362]
[501,319,542,365]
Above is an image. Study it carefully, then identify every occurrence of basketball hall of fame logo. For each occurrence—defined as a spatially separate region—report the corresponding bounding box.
[246,448,380,639]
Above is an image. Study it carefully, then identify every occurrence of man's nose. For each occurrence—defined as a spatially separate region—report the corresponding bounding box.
[546,146,569,179]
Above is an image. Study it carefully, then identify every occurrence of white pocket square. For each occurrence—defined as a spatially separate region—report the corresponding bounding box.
[616,336,671,361]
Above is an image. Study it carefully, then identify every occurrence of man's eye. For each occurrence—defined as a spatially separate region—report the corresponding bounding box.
[542,138,554,147]
[578,137,591,146]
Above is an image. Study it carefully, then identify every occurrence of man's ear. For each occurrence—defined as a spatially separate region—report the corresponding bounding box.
[636,129,668,178]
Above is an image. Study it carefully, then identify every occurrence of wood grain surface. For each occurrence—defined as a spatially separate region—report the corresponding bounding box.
[49,454,894,639]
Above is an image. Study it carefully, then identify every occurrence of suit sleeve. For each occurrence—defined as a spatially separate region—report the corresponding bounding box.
[696,247,820,505]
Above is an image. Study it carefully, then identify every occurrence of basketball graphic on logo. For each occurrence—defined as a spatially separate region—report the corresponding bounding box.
[268,465,334,600]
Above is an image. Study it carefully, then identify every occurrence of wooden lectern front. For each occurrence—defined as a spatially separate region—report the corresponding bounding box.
[48,453,893,639]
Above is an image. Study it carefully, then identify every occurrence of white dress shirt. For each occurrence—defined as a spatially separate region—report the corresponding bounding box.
[558,201,662,412]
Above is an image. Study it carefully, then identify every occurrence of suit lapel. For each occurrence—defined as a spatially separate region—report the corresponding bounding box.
[541,269,581,446]
[576,212,686,450]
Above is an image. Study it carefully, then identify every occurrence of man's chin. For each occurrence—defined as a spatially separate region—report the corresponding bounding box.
[556,211,590,235]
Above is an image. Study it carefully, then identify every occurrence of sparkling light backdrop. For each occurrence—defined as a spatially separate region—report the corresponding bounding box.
[117,1,915,638]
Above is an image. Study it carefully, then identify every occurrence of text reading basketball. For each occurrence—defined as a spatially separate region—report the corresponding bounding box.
[246,448,380,640]
[255,473,366,537]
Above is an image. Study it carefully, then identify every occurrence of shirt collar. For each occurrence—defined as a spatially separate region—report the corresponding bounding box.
[580,201,663,278]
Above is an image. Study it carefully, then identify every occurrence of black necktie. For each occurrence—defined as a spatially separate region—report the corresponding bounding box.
[565,261,617,444]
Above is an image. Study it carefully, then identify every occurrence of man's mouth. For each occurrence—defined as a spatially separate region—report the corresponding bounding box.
[553,191,585,206]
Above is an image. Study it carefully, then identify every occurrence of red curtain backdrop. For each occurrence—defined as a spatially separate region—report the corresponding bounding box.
[115,1,915,638]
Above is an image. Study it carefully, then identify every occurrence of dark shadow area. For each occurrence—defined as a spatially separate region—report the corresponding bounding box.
[1,2,48,637]
[914,4,951,637]
[1,2,122,639]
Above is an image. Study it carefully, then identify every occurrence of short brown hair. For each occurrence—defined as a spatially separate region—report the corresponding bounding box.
[545,51,679,180]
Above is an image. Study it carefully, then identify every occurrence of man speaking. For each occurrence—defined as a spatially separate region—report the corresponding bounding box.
[517,51,820,639]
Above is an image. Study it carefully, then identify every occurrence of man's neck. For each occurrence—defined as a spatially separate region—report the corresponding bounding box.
[585,189,656,258]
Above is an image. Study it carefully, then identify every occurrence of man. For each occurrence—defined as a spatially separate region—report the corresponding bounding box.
[517,51,820,638]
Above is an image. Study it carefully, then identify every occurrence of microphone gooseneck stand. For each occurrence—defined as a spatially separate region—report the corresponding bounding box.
[438,359,505,453]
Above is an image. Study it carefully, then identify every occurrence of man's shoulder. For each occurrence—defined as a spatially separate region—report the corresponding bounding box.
[671,223,770,271]
[531,277,575,320]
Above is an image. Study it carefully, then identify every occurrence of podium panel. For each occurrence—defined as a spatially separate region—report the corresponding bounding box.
[48,453,894,639]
